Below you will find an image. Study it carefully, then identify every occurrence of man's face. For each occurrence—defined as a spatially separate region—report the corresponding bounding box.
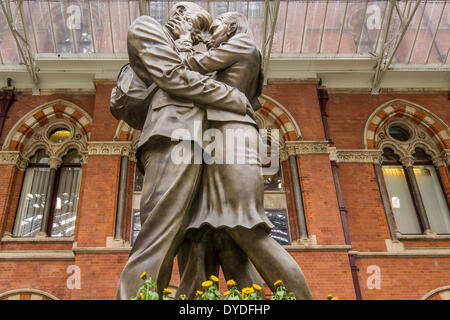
[166,6,209,45]
[207,19,230,49]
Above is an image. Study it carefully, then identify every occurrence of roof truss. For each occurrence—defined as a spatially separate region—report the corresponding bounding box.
[371,0,423,94]
[0,0,39,92]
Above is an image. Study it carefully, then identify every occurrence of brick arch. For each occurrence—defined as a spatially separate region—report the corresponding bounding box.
[114,121,136,142]
[114,94,301,142]
[421,285,450,300]
[2,99,92,152]
[256,94,302,141]
[0,288,59,300]
[363,99,450,151]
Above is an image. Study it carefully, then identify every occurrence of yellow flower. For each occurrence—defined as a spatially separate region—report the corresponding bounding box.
[140,272,146,279]
[179,294,186,297]
[253,284,262,291]
[210,275,219,282]
[163,288,172,294]
[196,291,203,295]
[140,292,144,300]
[202,280,213,287]
[274,280,282,286]
[327,294,333,298]
[332,297,339,300]
[226,280,236,286]
[224,291,230,296]
[242,287,255,295]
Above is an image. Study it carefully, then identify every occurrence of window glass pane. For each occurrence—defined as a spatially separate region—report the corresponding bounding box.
[51,166,82,237]
[49,128,71,143]
[265,209,290,245]
[389,125,411,142]
[382,148,400,161]
[29,149,49,164]
[134,168,144,192]
[413,148,432,161]
[14,167,50,237]
[131,209,141,245]
[264,168,283,190]
[62,149,81,163]
[382,165,422,234]
[414,165,450,234]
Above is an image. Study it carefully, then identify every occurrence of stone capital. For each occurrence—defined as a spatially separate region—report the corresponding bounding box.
[400,156,414,168]
[48,157,62,169]
[0,151,28,170]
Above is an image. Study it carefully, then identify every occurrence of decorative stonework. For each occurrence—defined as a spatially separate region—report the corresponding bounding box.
[2,99,92,152]
[0,151,28,170]
[335,149,383,164]
[87,141,133,157]
[18,119,89,167]
[433,149,450,167]
[364,99,450,152]
[0,288,59,300]
[285,141,330,156]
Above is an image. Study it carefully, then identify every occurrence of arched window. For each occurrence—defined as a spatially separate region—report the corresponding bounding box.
[50,149,82,237]
[14,149,51,237]
[13,148,83,238]
[380,122,450,235]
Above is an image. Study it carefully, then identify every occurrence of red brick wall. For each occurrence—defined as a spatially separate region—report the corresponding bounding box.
[297,154,346,245]
[90,85,120,141]
[355,257,450,300]
[289,251,356,300]
[337,163,391,252]
[0,165,23,238]
[326,93,449,149]
[74,156,121,247]
[0,260,74,300]
[263,84,326,141]
[70,253,128,300]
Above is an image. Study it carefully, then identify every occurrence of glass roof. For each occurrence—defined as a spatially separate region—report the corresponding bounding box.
[0,0,448,65]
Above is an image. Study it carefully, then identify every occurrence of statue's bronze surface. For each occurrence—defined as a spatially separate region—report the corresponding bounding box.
[111,2,312,300]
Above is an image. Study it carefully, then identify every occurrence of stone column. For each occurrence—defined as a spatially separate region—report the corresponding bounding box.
[114,155,129,240]
[288,154,308,240]
[401,156,432,233]
[38,157,61,236]
[373,160,398,241]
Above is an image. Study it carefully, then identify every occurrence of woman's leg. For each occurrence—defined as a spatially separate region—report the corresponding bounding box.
[227,227,312,300]
[213,229,265,298]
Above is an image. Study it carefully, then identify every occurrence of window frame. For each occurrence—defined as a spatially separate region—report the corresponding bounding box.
[381,148,450,235]
[13,150,83,238]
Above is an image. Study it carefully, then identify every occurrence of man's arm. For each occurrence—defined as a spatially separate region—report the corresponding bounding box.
[127,16,249,115]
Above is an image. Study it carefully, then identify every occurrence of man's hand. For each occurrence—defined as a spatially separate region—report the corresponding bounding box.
[166,14,193,42]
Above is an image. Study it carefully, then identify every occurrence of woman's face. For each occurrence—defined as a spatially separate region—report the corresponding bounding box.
[207,19,230,49]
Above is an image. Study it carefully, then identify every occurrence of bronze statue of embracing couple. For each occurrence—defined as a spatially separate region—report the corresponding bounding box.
[110,1,312,300]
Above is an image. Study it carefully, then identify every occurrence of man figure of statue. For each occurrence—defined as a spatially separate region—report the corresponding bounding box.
[115,2,254,300]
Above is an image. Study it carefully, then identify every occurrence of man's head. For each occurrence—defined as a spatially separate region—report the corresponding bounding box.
[206,12,251,49]
[166,2,212,45]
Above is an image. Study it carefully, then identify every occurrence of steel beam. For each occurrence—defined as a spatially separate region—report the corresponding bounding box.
[0,0,39,90]
[262,0,281,82]
[371,0,422,94]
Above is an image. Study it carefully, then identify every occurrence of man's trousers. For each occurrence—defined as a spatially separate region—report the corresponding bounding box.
[116,140,202,299]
